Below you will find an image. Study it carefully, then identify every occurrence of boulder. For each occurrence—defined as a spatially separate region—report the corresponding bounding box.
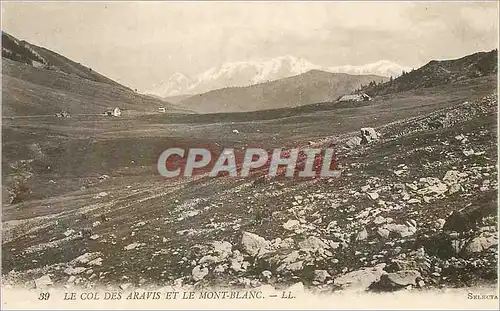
[72,252,101,264]
[334,264,386,290]
[345,137,362,149]
[298,236,329,251]
[377,228,390,239]
[443,170,462,184]
[385,223,416,238]
[88,257,103,266]
[124,242,142,251]
[64,267,87,275]
[360,128,379,144]
[192,265,209,281]
[373,270,421,290]
[283,220,300,231]
[367,192,379,200]
[261,270,272,280]
[356,228,368,241]
[313,270,331,282]
[212,241,232,259]
[464,233,498,254]
[241,232,269,257]
[448,183,461,195]
[229,250,245,272]
[385,270,421,286]
[34,275,53,289]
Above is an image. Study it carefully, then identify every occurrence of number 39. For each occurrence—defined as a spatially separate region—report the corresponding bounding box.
[38,292,50,300]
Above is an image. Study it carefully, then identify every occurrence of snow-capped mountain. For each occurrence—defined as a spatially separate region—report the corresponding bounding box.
[146,56,410,97]
[147,72,192,98]
[328,60,412,79]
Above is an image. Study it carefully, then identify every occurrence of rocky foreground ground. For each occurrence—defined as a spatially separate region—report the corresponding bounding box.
[2,94,498,294]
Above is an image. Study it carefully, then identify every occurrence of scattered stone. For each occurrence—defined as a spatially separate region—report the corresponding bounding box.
[385,270,421,286]
[285,261,304,272]
[261,270,272,280]
[394,170,405,176]
[283,220,300,231]
[356,228,368,241]
[367,192,379,200]
[94,192,109,199]
[448,184,461,195]
[464,234,498,254]
[241,232,269,257]
[63,229,75,237]
[463,149,475,157]
[73,252,101,264]
[212,241,232,256]
[334,264,386,290]
[346,137,362,148]
[88,258,103,266]
[34,275,53,289]
[192,265,209,281]
[64,267,87,275]
[298,236,329,251]
[377,228,390,239]
[313,270,331,283]
[229,250,246,272]
[124,242,142,251]
[385,224,415,238]
[375,270,421,289]
[455,134,467,143]
[435,219,446,230]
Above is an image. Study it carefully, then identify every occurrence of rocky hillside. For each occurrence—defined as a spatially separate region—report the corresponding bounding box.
[362,49,498,96]
[2,92,497,292]
[179,70,386,113]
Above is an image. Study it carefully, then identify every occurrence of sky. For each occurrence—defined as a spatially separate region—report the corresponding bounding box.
[2,1,498,91]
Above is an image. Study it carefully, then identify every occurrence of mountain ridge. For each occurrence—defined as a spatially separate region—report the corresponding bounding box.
[360,49,498,96]
[178,69,386,113]
[147,56,409,97]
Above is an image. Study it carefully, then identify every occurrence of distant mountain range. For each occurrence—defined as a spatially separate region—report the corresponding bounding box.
[4,30,495,117]
[361,49,498,96]
[2,32,188,116]
[147,55,410,97]
[178,70,386,113]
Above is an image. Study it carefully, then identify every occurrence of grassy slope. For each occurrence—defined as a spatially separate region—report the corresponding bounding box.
[1,75,495,205]
[2,31,190,116]
[2,58,189,116]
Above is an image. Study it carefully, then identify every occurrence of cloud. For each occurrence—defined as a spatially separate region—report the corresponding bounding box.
[2,2,498,90]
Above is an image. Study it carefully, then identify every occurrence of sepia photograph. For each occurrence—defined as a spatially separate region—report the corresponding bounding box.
[1,1,499,309]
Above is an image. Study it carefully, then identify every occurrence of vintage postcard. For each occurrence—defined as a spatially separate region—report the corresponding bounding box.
[1,1,499,310]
